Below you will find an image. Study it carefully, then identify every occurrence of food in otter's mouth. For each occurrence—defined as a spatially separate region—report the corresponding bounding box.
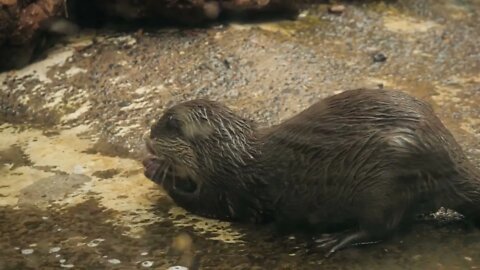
[144,136,198,193]
[142,88,480,257]
[143,153,197,193]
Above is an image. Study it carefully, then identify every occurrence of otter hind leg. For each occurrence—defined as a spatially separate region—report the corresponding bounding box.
[322,194,413,257]
[323,215,401,257]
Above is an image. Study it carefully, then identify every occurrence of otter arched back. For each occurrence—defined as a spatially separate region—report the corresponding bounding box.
[143,88,480,256]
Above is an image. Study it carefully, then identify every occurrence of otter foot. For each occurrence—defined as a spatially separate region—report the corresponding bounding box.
[314,231,382,258]
[314,234,339,248]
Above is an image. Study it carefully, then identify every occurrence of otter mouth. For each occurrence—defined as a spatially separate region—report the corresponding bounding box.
[143,138,198,194]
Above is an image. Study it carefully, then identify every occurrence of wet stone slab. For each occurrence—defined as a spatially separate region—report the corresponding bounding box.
[1,0,480,269]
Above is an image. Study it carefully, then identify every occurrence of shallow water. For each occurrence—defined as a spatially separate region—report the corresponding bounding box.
[1,0,480,269]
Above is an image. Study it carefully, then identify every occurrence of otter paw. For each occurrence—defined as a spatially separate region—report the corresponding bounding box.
[315,234,339,248]
[317,231,382,258]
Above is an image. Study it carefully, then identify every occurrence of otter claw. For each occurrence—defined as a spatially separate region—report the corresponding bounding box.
[316,238,339,248]
[313,234,340,252]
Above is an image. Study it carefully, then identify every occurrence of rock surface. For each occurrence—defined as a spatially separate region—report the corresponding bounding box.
[0,0,298,71]
[0,0,68,69]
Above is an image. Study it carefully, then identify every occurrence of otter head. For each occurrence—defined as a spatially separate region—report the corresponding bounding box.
[143,99,265,222]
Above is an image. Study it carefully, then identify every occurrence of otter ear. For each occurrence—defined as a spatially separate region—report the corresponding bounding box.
[183,120,214,140]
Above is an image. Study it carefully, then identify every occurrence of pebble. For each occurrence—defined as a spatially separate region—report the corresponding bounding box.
[61,264,75,268]
[87,238,105,247]
[108,259,121,264]
[141,252,149,256]
[168,266,188,270]
[328,5,345,14]
[49,247,61,253]
[141,261,154,268]
[60,259,66,263]
[298,11,309,18]
[373,53,387,63]
[21,249,34,255]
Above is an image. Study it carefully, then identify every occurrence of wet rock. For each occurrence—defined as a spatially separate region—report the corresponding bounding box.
[0,0,299,71]
[0,0,67,71]
[0,145,32,170]
[87,238,105,247]
[328,4,345,14]
[141,260,154,267]
[18,174,91,208]
[21,248,34,255]
[49,247,61,253]
[372,52,387,63]
[168,266,188,270]
[92,168,121,179]
[107,258,121,264]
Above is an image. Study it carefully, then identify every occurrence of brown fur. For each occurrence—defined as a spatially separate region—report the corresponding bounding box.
[143,88,480,255]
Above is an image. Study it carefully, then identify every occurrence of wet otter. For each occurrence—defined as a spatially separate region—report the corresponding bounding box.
[142,88,480,256]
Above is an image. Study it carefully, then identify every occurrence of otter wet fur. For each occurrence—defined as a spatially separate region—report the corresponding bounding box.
[142,88,480,256]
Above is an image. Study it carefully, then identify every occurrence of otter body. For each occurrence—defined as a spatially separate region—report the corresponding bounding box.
[143,88,480,255]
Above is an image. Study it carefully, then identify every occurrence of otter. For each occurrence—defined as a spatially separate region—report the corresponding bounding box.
[142,88,480,256]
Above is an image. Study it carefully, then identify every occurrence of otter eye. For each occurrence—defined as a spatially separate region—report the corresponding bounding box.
[166,115,181,131]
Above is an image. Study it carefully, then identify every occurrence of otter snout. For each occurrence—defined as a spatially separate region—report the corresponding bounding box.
[142,131,166,184]
[144,138,157,157]
[142,157,162,183]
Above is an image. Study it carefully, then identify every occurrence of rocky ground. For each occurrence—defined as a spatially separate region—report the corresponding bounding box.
[1,0,480,269]
[0,0,298,71]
